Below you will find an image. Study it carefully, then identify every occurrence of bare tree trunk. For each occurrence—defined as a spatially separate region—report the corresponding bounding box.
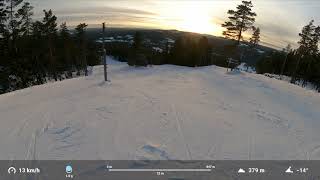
[237,28,242,45]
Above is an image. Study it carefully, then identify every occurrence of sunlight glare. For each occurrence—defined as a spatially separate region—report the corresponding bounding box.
[174,3,217,35]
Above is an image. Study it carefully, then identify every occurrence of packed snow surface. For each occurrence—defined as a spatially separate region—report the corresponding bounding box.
[1,57,320,160]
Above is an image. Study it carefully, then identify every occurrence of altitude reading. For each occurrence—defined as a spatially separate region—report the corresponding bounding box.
[248,168,266,174]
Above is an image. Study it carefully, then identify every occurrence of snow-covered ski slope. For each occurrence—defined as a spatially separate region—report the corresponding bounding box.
[1,57,320,160]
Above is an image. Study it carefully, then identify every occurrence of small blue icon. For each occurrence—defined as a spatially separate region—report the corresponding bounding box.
[66,165,72,174]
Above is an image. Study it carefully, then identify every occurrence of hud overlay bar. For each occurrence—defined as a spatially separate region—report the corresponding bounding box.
[0,160,320,180]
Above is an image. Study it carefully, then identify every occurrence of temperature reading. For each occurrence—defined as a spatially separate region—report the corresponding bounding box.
[206,165,215,169]
[248,168,265,173]
[297,168,309,173]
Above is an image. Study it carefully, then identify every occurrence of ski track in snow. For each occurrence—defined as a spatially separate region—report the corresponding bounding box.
[171,104,192,160]
[1,57,320,160]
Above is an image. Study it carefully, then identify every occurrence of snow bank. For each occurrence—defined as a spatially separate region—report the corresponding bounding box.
[237,63,256,73]
[264,73,319,92]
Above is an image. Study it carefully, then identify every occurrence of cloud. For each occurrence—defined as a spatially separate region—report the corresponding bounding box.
[33,5,159,27]
[255,22,301,49]
[52,6,157,17]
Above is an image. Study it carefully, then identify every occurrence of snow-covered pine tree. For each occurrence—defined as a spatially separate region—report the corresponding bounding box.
[6,0,23,34]
[0,0,7,35]
[6,0,22,20]
[17,2,33,36]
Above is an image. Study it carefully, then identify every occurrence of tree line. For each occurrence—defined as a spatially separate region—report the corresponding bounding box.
[124,32,213,67]
[221,1,320,91]
[112,1,261,68]
[256,20,320,91]
[0,0,100,94]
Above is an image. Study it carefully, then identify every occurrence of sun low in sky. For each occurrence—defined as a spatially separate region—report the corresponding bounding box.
[151,1,225,35]
[30,0,320,49]
[177,7,215,34]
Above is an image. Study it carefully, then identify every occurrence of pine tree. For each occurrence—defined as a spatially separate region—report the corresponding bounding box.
[3,0,23,52]
[59,22,69,38]
[0,0,7,35]
[283,44,292,53]
[41,9,57,80]
[6,0,22,20]
[132,31,142,50]
[75,23,88,75]
[222,1,256,45]
[249,27,260,48]
[128,32,144,66]
[0,0,8,93]
[0,1,101,94]
[305,24,320,84]
[17,2,33,36]
[30,21,45,84]
[6,0,23,35]
[297,20,317,56]
[292,20,320,83]
[42,10,57,36]
[311,25,320,54]
[59,22,73,77]
[0,0,8,55]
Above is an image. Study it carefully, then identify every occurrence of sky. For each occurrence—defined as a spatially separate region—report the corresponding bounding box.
[28,0,320,49]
